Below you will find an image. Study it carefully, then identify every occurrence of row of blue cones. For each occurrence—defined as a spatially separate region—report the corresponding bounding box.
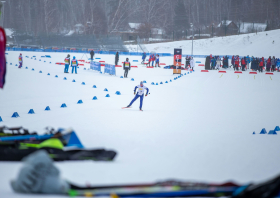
[1,91,121,121]
[253,126,279,135]
[150,72,191,85]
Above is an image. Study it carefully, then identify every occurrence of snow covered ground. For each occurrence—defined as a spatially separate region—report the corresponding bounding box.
[127,29,280,57]
[1,31,280,197]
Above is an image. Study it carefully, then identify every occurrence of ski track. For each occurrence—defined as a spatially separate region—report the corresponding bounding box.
[1,51,280,198]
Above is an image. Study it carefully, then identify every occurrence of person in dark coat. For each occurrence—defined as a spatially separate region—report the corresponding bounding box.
[223,56,228,68]
[271,56,276,72]
[90,50,94,60]
[251,58,256,71]
[205,56,211,70]
[115,52,119,66]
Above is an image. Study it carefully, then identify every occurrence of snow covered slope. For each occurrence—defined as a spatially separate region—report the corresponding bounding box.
[127,29,280,57]
[1,49,280,198]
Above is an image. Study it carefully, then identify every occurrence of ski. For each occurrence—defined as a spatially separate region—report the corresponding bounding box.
[67,180,239,197]
[121,107,131,109]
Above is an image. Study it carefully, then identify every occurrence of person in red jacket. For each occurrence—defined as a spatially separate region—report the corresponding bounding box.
[266,57,271,71]
[241,57,246,71]
[234,55,239,71]
[259,58,264,73]
[148,54,152,66]
[151,53,155,67]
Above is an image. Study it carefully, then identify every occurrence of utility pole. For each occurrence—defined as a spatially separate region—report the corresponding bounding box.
[190,23,193,56]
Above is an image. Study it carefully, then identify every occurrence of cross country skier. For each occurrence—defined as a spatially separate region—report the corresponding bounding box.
[125,81,149,111]
[64,54,70,73]
[18,53,23,68]
[123,58,131,78]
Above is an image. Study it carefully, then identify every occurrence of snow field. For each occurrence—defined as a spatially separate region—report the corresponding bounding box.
[127,29,280,58]
[0,50,280,198]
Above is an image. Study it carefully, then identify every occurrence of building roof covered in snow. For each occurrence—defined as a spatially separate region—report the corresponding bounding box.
[128,23,143,29]
[5,28,14,38]
[239,22,267,33]
[74,24,84,27]
[65,30,75,36]
[217,20,234,27]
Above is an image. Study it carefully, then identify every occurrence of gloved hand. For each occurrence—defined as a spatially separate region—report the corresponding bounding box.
[145,94,148,97]
[11,150,70,194]
[134,92,136,95]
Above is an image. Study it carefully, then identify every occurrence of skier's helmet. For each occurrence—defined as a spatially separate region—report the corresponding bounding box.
[20,53,22,55]
[126,58,129,61]
[73,56,76,59]
[140,81,143,87]
[67,54,70,57]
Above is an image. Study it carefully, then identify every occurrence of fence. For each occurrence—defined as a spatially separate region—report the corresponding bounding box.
[6,47,237,59]
[90,61,101,72]
[104,64,116,75]
[12,35,128,52]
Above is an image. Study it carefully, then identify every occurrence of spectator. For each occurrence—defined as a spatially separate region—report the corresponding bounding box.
[241,57,246,71]
[251,58,257,71]
[271,56,276,72]
[64,54,70,73]
[246,55,250,69]
[155,54,160,67]
[141,52,146,64]
[225,56,229,68]
[148,54,152,66]
[276,58,280,72]
[216,56,221,70]
[190,57,195,71]
[18,53,23,69]
[211,57,216,70]
[151,53,155,67]
[259,58,264,72]
[234,55,239,71]
[266,56,271,71]
[90,50,94,60]
[115,52,119,66]
[231,56,235,68]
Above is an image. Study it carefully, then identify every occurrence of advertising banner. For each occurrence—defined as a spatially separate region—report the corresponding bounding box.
[173,48,182,74]
[90,61,101,71]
